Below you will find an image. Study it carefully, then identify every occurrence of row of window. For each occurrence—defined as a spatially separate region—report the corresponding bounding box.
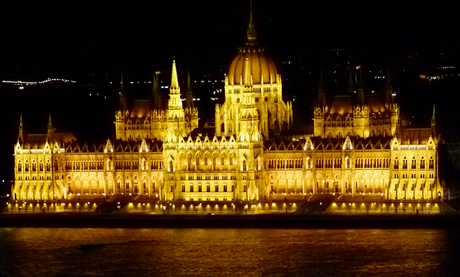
[394,173,434,179]
[181,184,236,193]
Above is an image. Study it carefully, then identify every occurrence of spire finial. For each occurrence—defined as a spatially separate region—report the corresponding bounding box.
[186,70,194,109]
[18,114,24,143]
[171,59,179,92]
[48,113,52,129]
[385,68,394,105]
[247,1,257,41]
[348,67,354,94]
[120,71,127,110]
[318,69,326,107]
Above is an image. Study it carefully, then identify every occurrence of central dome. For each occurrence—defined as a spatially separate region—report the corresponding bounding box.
[227,46,278,86]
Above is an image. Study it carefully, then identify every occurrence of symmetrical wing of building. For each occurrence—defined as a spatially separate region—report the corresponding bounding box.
[11,6,442,202]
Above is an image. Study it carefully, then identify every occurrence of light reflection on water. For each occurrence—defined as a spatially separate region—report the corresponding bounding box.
[0,228,459,276]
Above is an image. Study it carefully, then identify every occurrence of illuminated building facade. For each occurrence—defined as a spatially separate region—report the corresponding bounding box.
[10,6,442,203]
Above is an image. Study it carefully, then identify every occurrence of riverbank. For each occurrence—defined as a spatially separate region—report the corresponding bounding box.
[1,213,460,229]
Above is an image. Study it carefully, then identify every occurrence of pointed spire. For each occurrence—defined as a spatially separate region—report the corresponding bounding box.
[347,67,354,94]
[431,104,436,135]
[385,68,394,105]
[151,71,162,110]
[47,113,54,142]
[357,66,365,106]
[244,56,251,86]
[119,71,127,110]
[185,70,194,109]
[170,58,180,92]
[18,114,24,143]
[48,113,52,130]
[247,1,257,42]
[318,69,326,107]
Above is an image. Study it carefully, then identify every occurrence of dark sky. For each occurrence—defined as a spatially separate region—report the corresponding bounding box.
[1,0,460,78]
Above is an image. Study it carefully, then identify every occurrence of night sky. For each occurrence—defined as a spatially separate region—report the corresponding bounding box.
[1,1,460,77]
[1,0,460,187]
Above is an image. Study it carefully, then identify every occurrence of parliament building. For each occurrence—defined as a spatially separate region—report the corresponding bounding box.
[11,6,442,204]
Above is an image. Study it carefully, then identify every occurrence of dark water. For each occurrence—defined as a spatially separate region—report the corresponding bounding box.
[0,228,459,277]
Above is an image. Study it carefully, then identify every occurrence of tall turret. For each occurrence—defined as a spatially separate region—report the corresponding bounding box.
[185,70,194,109]
[151,71,162,110]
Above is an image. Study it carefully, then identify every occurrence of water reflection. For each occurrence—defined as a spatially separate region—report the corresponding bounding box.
[0,228,459,276]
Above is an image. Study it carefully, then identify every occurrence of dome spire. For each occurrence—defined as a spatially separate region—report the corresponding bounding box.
[247,1,257,42]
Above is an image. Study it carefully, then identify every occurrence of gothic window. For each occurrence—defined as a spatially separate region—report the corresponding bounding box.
[224,185,227,192]
[394,157,399,169]
[403,157,407,169]
[429,156,434,169]
[230,156,234,165]
[32,160,36,171]
[221,123,225,133]
[411,157,417,169]
[190,185,194,192]
[243,185,247,192]
[204,155,208,166]
[198,185,202,192]
[39,160,44,171]
[215,184,219,192]
[188,156,192,170]
[17,160,22,171]
[169,160,174,171]
[420,157,425,169]
[207,184,210,192]
[242,160,247,171]
[231,184,235,192]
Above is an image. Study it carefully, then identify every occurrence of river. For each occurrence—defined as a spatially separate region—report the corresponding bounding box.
[0,228,459,276]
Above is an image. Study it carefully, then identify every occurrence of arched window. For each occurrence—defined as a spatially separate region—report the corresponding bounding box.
[242,160,247,171]
[169,160,174,171]
[230,155,234,165]
[221,123,225,133]
[182,185,185,192]
[206,184,210,192]
[215,184,219,192]
[411,157,417,169]
[190,184,194,192]
[429,156,434,169]
[17,160,22,171]
[39,160,44,171]
[198,184,202,192]
[223,184,228,192]
[32,160,36,171]
[204,155,208,166]
[394,157,399,169]
[420,157,425,169]
[403,157,407,169]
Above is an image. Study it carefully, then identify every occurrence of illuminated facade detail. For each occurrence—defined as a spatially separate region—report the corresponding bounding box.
[215,3,293,139]
[314,67,399,139]
[115,60,198,141]
[11,6,442,203]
